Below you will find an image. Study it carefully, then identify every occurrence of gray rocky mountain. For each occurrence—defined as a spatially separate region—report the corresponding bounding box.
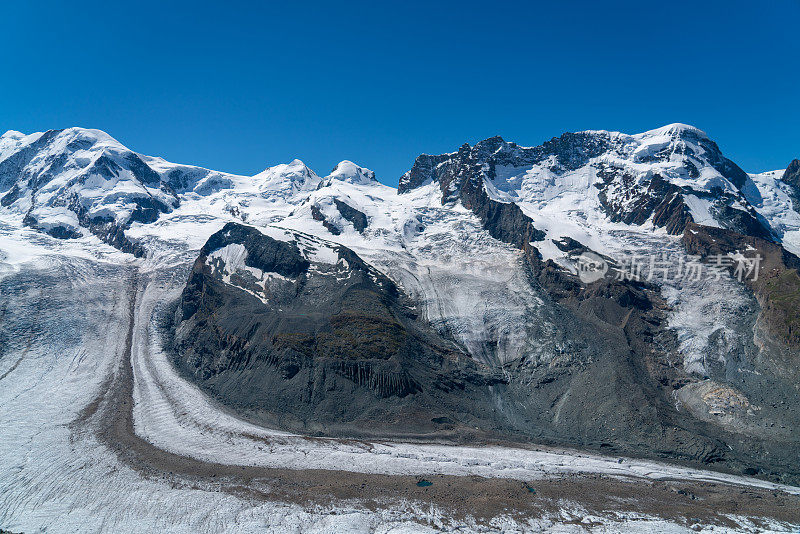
[171,222,508,438]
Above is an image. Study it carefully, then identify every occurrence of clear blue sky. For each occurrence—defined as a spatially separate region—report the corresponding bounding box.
[2,0,798,185]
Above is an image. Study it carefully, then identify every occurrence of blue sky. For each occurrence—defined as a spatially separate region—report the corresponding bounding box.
[1,0,798,185]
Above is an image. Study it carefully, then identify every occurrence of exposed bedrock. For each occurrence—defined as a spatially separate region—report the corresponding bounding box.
[333,199,368,233]
[418,148,800,481]
[170,223,800,484]
[171,223,510,439]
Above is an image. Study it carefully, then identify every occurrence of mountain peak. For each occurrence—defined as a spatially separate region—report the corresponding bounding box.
[325,160,377,185]
[472,136,511,156]
[252,159,321,196]
[781,159,800,208]
[784,158,800,178]
[255,159,317,180]
[45,127,124,148]
[1,130,26,141]
[641,123,709,140]
[474,135,506,147]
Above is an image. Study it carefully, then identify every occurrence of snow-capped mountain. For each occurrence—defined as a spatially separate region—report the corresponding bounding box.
[3,124,796,260]
[0,128,236,255]
[324,160,379,186]
[250,159,321,199]
[746,163,800,254]
[399,124,777,260]
[0,129,388,256]
[2,123,800,489]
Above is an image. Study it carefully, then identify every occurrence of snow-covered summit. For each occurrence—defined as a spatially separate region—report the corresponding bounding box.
[2,123,799,262]
[252,159,321,197]
[398,124,766,247]
[0,127,259,253]
[0,129,29,147]
[0,127,179,251]
[324,160,377,185]
[636,122,710,140]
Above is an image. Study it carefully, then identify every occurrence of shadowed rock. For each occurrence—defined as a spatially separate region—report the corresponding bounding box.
[171,222,508,438]
[782,159,800,213]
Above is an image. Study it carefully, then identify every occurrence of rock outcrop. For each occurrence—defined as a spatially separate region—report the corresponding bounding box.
[782,159,800,213]
[171,223,508,438]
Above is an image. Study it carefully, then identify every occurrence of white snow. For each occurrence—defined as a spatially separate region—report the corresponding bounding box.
[207,243,267,282]
[325,160,378,185]
[3,126,800,531]
[252,158,322,199]
[746,169,800,256]
[683,194,722,228]
[28,205,81,232]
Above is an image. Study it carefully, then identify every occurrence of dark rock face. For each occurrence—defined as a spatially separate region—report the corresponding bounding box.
[593,141,765,237]
[397,137,800,482]
[711,201,774,240]
[597,172,693,234]
[505,241,800,483]
[202,223,310,277]
[17,194,148,256]
[398,133,613,196]
[86,219,148,257]
[20,212,81,240]
[0,130,63,194]
[123,152,162,186]
[677,223,800,480]
[333,199,368,233]
[782,159,800,213]
[310,200,369,235]
[459,170,545,249]
[310,204,341,235]
[0,183,24,207]
[681,131,750,190]
[172,223,508,437]
[396,152,452,193]
[505,247,758,470]
[62,193,170,257]
[398,137,549,249]
[170,221,800,482]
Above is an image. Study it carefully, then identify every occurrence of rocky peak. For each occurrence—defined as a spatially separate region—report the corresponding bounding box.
[471,135,506,155]
[397,131,615,196]
[398,125,769,239]
[397,152,453,193]
[782,159,800,213]
[784,159,800,181]
[174,222,504,434]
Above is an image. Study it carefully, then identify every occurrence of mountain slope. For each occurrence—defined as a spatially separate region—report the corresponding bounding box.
[171,222,507,437]
[2,123,800,484]
[399,124,774,263]
[0,128,185,254]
